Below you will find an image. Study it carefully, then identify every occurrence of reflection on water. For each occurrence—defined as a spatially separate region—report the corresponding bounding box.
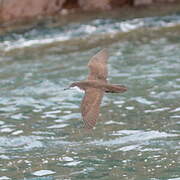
[0,14,180,179]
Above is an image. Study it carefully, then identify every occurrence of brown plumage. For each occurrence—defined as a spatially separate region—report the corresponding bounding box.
[67,49,127,129]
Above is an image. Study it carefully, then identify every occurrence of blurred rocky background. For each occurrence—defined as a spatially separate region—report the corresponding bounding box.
[0,0,178,24]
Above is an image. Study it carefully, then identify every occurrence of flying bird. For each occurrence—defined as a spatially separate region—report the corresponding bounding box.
[65,49,127,129]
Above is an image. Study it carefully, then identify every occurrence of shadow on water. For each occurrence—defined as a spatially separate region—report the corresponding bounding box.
[0,13,180,180]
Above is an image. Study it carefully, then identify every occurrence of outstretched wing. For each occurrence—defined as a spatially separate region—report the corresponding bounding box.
[87,49,108,82]
[81,88,104,129]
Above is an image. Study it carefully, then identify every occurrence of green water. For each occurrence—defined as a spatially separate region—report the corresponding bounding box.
[0,14,180,180]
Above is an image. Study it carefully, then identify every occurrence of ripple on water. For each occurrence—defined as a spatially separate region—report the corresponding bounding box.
[57,156,82,167]
[171,107,180,112]
[0,128,14,133]
[0,105,18,113]
[125,106,135,110]
[89,130,178,149]
[170,115,180,120]
[0,176,10,180]
[113,100,125,105]
[144,107,170,113]
[151,91,180,99]
[105,120,125,125]
[0,136,43,151]
[47,123,69,129]
[11,130,23,136]
[44,110,61,115]
[32,170,56,177]
[0,121,5,125]
[131,97,155,105]
[11,113,29,120]
[55,113,80,122]
[0,155,10,160]
[65,161,81,166]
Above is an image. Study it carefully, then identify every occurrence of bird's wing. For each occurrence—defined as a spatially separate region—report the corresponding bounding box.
[80,88,104,129]
[87,49,108,82]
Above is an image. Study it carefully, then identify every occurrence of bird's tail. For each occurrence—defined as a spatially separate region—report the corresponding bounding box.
[105,84,127,93]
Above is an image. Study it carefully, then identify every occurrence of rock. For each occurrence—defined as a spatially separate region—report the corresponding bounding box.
[78,0,111,10]
[134,0,153,6]
[60,8,69,15]
[110,0,131,7]
[154,0,176,2]
[0,0,65,22]
[0,0,178,25]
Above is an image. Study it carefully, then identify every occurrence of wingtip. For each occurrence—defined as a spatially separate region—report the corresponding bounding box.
[92,48,108,61]
[97,48,108,56]
[87,48,108,67]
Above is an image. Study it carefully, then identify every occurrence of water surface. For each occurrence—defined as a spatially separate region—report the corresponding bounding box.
[0,14,180,180]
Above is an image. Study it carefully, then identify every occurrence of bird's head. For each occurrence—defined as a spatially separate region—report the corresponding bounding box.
[64,82,81,90]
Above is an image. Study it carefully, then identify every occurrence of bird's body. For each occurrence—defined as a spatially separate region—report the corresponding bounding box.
[71,80,127,93]
[67,49,127,129]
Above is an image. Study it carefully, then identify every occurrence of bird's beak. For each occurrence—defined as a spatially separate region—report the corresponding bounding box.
[64,87,70,90]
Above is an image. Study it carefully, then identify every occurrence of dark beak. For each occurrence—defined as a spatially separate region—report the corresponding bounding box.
[64,87,70,90]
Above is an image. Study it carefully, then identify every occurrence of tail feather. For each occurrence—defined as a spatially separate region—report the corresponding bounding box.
[105,84,127,93]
